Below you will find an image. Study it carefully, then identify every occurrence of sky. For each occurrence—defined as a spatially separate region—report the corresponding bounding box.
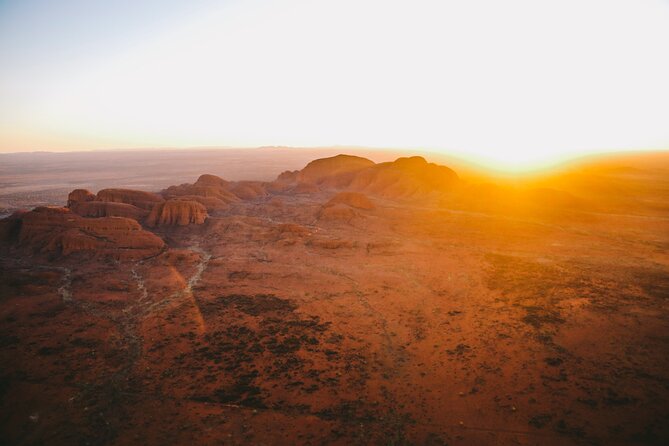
[1,0,668,170]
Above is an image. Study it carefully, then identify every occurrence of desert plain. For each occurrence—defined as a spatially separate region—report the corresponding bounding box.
[0,149,668,445]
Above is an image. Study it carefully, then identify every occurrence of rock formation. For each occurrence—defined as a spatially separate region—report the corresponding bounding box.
[145,200,208,227]
[67,189,96,207]
[10,206,163,260]
[230,181,268,200]
[345,156,459,198]
[296,154,375,184]
[97,188,164,210]
[0,210,26,243]
[172,195,229,211]
[162,174,240,208]
[325,192,375,210]
[277,154,459,199]
[70,201,149,220]
[194,174,230,189]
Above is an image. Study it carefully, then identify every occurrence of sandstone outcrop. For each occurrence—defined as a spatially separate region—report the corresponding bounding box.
[171,195,228,211]
[276,170,299,182]
[296,154,375,184]
[230,181,268,200]
[97,188,164,210]
[67,189,96,207]
[145,200,208,227]
[162,174,240,208]
[345,156,459,198]
[70,201,149,220]
[12,206,163,260]
[194,174,229,189]
[282,154,459,199]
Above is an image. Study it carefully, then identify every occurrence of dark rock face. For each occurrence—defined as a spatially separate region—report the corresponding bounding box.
[0,211,27,243]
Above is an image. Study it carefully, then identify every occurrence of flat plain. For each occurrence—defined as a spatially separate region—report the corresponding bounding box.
[1,149,668,445]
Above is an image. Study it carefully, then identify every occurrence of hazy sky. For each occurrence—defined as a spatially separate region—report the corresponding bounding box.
[1,0,668,169]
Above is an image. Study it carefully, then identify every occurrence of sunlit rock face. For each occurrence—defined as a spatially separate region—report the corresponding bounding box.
[230,181,268,200]
[66,189,96,208]
[145,199,208,227]
[12,206,164,260]
[70,201,149,221]
[296,154,375,184]
[96,188,165,210]
[275,154,459,199]
[194,173,230,189]
[162,174,241,206]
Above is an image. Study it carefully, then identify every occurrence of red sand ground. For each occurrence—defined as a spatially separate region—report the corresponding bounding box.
[1,153,668,445]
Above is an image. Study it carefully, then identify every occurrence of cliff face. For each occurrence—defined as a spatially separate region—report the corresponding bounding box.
[0,211,27,243]
[97,188,164,210]
[145,200,208,227]
[14,206,164,260]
